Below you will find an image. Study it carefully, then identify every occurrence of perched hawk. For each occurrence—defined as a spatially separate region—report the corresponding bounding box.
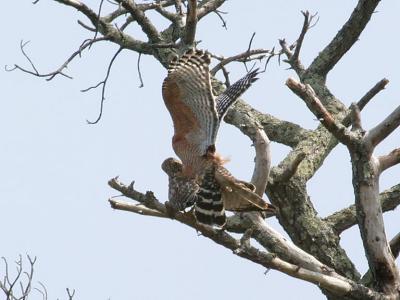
[162,48,275,227]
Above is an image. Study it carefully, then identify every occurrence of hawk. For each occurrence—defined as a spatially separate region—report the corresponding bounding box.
[162,48,275,227]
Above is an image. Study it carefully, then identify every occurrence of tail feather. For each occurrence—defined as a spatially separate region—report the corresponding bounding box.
[194,166,226,228]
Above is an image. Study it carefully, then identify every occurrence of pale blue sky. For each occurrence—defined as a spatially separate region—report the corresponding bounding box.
[1,1,399,299]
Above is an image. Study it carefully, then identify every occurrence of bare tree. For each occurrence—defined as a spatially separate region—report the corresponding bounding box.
[0,255,75,300]
[8,1,400,299]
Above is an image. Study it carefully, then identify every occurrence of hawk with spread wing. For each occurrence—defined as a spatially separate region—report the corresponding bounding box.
[162,48,275,227]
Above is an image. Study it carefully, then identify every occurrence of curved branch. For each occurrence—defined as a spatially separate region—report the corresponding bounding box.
[82,47,124,124]
[250,129,271,195]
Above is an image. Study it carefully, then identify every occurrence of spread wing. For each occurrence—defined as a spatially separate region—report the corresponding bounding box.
[162,49,218,162]
[215,68,259,120]
[215,165,275,213]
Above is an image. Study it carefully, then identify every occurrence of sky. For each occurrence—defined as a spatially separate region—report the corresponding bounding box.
[1,1,399,299]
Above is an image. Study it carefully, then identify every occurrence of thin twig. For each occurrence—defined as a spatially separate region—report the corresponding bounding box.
[292,11,312,63]
[211,49,271,75]
[137,53,144,88]
[84,47,124,124]
[6,38,108,81]
[213,9,227,29]
[89,0,106,49]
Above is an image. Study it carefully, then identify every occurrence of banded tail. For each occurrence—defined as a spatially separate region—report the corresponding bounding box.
[194,165,226,228]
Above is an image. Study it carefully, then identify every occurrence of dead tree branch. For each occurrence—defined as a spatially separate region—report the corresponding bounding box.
[81,47,124,124]
[357,78,389,110]
[378,148,400,173]
[211,49,272,76]
[287,77,400,295]
[286,78,355,145]
[197,0,227,20]
[365,106,400,149]
[0,255,70,300]
[279,11,318,75]
[307,0,381,78]
[107,178,386,300]
[324,184,400,234]
[183,0,198,46]
[6,37,109,80]
[115,0,162,42]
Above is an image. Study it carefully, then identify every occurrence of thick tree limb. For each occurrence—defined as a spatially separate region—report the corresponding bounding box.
[306,0,381,78]
[351,151,399,294]
[379,148,400,173]
[183,0,198,46]
[116,0,162,42]
[287,78,400,293]
[324,184,400,234]
[109,199,167,218]
[357,79,389,111]
[286,78,355,146]
[269,151,306,184]
[250,129,271,195]
[390,233,400,259]
[197,0,227,20]
[155,5,179,22]
[365,106,400,149]
[361,233,400,288]
[223,100,312,148]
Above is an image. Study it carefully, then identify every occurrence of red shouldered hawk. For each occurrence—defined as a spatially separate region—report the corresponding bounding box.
[162,48,275,227]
